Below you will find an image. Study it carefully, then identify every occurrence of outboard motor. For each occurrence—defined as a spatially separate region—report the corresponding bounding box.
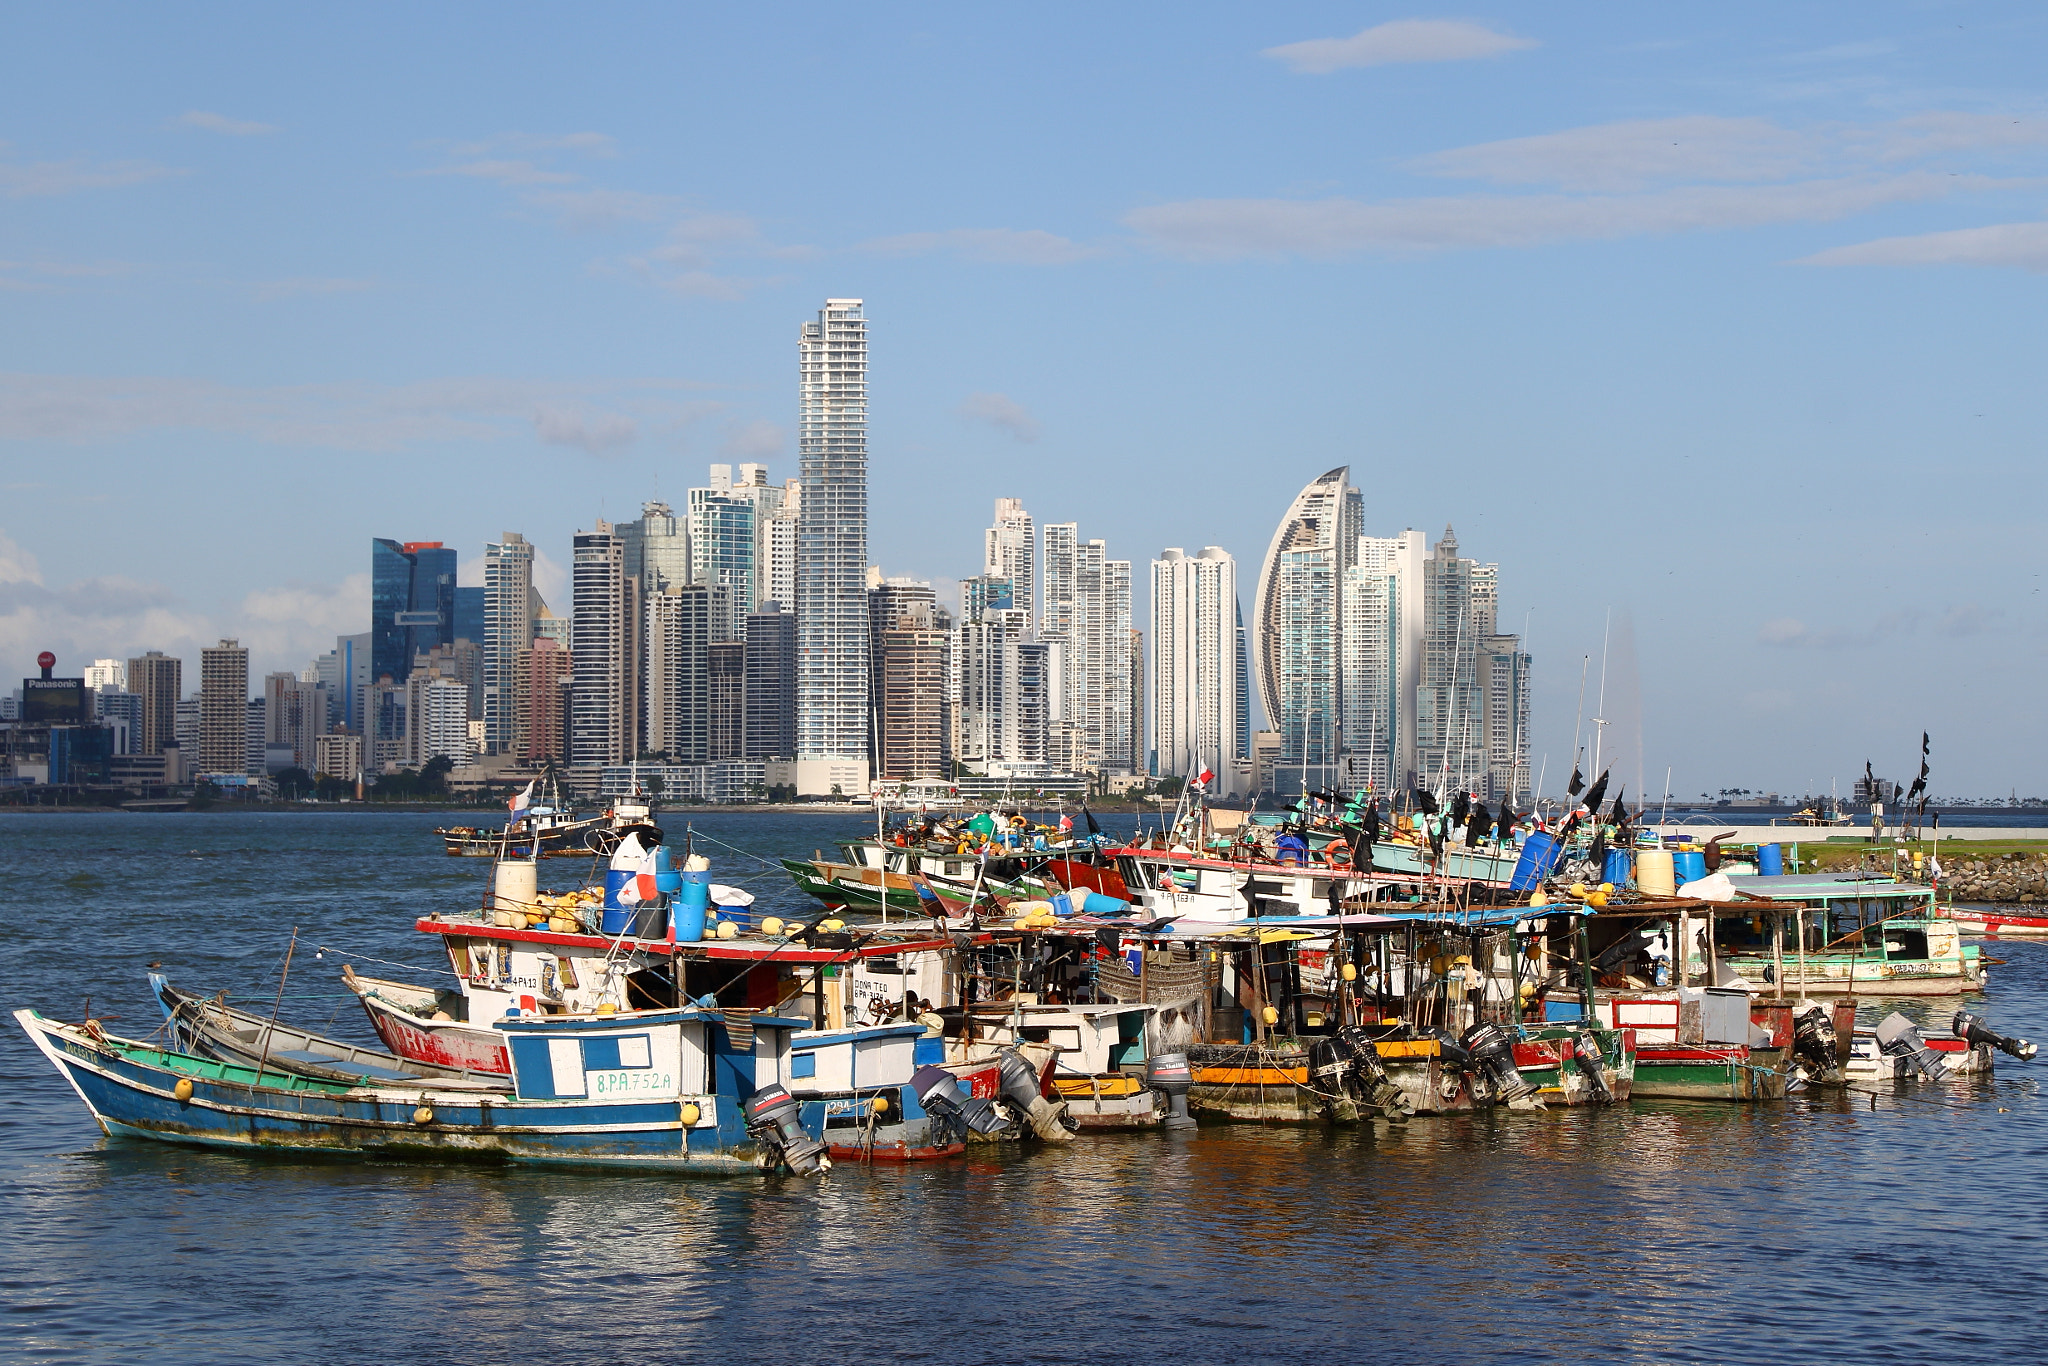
[1460,1022,1538,1107]
[1573,1032,1614,1104]
[1792,1004,1842,1081]
[745,1085,831,1175]
[1874,1012,1949,1081]
[1145,1052,1198,1131]
[911,1064,1006,1143]
[1307,1026,1412,1119]
[1953,1010,2037,1061]
[996,1047,1074,1142]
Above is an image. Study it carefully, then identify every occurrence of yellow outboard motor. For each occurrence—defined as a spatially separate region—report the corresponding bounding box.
[745,1085,832,1175]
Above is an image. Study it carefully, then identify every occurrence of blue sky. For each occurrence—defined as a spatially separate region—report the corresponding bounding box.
[4,3,2045,798]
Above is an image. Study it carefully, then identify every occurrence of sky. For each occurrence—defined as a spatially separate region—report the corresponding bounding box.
[3,3,2045,800]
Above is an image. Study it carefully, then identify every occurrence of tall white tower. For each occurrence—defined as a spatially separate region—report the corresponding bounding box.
[1151,546,1240,794]
[984,497,1035,634]
[795,299,871,795]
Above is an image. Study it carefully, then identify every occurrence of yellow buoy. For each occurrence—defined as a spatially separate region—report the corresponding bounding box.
[1013,916,1032,930]
[716,920,738,940]
[1529,891,1549,907]
[1599,882,1614,895]
[1588,890,1609,908]
[1569,882,1587,898]
[413,1104,435,1125]
[871,1095,890,1115]
[173,1076,194,1102]
[760,917,784,937]
[679,1102,701,1126]
[596,1002,617,1015]
[1340,963,1358,982]
[1260,1005,1279,1026]
[821,918,844,931]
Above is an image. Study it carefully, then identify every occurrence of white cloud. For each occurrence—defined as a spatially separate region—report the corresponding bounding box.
[860,228,1100,265]
[1414,116,1818,192]
[527,188,674,230]
[0,528,42,586]
[176,111,278,136]
[252,277,375,301]
[449,132,618,159]
[0,149,182,198]
[721,419,787,458]
[234,573,370,664]
[1797,220,2048,272]
[958,392,1040,442]
[425,158,578,187]
[1127,172,1980,258]
[0,373,707,451]
[532,405,637,454]
[1263,19,1536,75]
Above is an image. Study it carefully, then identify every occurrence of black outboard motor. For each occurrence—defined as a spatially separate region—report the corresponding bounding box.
[1145,1052,1198,1131]
[745,1085,831,1175]
[911,1064,1006,1143]
[1953,1010,2037,1061]
[1874,1012,1949,1081]
[995,1047,1074,1142]
[1573,1032,1614,1104]
[1307,1026,1410,1119]
[1460,1022,1538,1106]
[1792,1004,1841,1081]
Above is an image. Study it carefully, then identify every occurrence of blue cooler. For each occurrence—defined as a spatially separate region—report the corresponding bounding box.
[671,870,711,942]
[1509,832,1562,891]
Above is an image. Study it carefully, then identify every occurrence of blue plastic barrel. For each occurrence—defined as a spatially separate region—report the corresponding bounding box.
[1080,890,1129,917]
[1602,848,1633,889]
[1757,843,1784,876]
[602,867,633,909]
[600,903,634,935]
[1048,892,1075,917]
[1672,850,1707,886]
[671,870,711,942]
[1509,832,1562,891]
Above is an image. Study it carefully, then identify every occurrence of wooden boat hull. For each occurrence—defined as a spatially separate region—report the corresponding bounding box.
[1629,1046,1789,1101]
[17,1011,768,1174]
[352,980,512,1074]
[1049,1074,1164,1128]
[1947,907,2048,937]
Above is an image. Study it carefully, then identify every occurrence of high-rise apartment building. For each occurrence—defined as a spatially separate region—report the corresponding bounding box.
[1342,530,1426,794]
[313,632,371,737]
[264,671,328,771]
[93,688,142,756]
[620,501,692,597]
[483,533,536,753]
[868,579,951,781]
[1039,523,1130,774]
[708,641,745,761]
[1151,547,1241,794]
[984,498,1035,633]
[83,659,125,691]
[765,479,800,612]
[1252,468,1361,792]
[690,464,789,641]
[511,637,571,767]
[198,640,248,776]
[1417,526,1509,799]
[744,604,797,761]
[644,585,717,762]
[569,522,636,767]
[126,651,181,756]
[245,697,266,777]
[795,298,871,795]
[371,539,457,685]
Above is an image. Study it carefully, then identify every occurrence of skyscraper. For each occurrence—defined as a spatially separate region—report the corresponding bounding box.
[483,533,536,753]
[1151,547,1240,794]
[126,650,181,756]
[511,637,571,767]
[690,465,788,640]
[620,501,692,597]
[984,498,1035,633]
[569,522,637,768]
[1418,526,1506,798]
[198,640,248,776]
[868,578,951,781]
[1342,530,1425,794]
[795,298,870,796]
[1252,468,1361,793]
[644,585,717,762]
[1039,523,1129,773]
[371,539,457,685]
[744,603,797,761]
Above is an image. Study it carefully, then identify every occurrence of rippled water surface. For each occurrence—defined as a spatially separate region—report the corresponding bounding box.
[3,811,2046,1365]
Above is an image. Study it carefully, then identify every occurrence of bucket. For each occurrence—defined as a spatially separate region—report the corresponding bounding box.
[494,860,537,912]
[1601,848,1633,889]
[671,870,711,943]
[1757,843,1784,876]
[1637,849,1676,896]
[1672,850,1708,886]
[632,901,669,939]
[1508,832,1562,891]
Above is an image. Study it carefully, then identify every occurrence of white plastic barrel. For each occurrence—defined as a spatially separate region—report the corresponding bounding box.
[1637,848,1676,897]
[495,860,538,911]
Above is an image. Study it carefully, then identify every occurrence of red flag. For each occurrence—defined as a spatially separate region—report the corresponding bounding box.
[1196,766,1215,787]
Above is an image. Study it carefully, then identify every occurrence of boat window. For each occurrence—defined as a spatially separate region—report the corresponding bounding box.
[1884,929,1928,960]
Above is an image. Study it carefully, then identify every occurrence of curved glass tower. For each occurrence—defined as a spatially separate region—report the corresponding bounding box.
[1251,467,1361,786]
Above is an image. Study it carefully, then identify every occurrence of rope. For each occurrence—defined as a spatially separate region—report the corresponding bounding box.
[313,946,456,979]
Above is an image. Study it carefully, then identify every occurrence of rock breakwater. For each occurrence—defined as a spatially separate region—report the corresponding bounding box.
[1944,852,2048,904]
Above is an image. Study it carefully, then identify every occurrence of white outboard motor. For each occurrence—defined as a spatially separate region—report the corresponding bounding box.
[1874,1012,1949,1081]
[745,1085,832,1175]
[995,1047,1074,1142]
[911,1064,1006,1141]
[1953,1010,2037,1061]
[1573,1032,1614,1104]
[1792,1004,1842,1081]
[1145,1052,1198,1131]
[1460,1022,1539,1107]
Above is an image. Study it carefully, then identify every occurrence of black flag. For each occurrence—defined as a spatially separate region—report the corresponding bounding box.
[1609,787,1628,824]
[1581,769,1611,815]
[1497,806,1519,842]
[1567,766,1585,798]
[1451,791,1470,824]
[1415,789,1439,815]
[1466,802,1491,847]
[1083,807,1102,836]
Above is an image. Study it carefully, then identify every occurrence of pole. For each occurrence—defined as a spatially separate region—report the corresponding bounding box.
[253,927,297,1085]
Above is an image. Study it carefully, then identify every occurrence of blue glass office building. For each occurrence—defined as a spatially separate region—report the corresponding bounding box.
[371,539,458,684]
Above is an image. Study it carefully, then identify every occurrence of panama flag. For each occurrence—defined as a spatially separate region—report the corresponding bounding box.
[616,847,663,905]
[1058,813,1073,833]
[1196,766,1215,788]
[507,779,535,818]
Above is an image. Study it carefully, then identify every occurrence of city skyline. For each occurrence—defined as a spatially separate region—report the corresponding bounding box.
[4,7,2044,794]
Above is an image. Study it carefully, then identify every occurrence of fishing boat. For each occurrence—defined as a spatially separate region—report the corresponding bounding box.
[438,777,657,859]
[15,1002,835,1175]
[1945,904,2048,937]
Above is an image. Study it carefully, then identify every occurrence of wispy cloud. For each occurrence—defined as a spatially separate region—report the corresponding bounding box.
[0,144,182,199]
[449,132,617,159]
[1413,115,1818,193]
[176,111,278,136]
[721,419,787,458]
[252,276,376,301]
[424,158,579,187]
[1798,220,2048,272]
[0,373,713,452]
[1758,605,1997,649]
[1263,19,1536,75]
[0,258,136,292]
[958,392,1040,442]
[861,227,1101,265]
[527,188,675,230]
